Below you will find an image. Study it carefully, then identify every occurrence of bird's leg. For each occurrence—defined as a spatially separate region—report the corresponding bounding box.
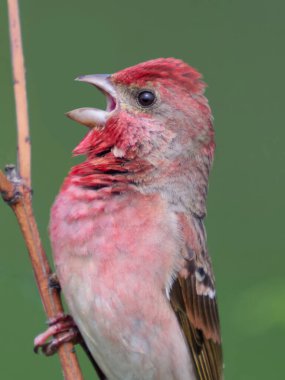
[34,314,107,379]
[34,313,80,356]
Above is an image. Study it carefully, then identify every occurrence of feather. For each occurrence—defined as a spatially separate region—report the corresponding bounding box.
[170,213,223,380]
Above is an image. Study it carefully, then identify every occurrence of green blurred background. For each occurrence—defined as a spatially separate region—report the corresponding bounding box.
[1,0,284,379]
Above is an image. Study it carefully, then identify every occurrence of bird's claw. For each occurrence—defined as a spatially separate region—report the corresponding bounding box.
[34,328,79,356]
[34,314,80,356]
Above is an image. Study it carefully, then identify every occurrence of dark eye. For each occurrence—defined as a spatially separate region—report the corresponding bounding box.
[137,90,156,107]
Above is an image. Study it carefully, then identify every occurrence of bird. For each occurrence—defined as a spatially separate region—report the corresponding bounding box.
[47,58,223,380]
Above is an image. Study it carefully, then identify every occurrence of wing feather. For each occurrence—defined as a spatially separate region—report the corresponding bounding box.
[170,276,223,380]
[169,213,223,379]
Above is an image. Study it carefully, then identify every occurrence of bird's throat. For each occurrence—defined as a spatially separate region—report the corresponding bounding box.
[63,152,154,192]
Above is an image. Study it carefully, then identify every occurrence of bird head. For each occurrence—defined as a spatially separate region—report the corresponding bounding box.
[68,58,214,165]
[67,58,214,215]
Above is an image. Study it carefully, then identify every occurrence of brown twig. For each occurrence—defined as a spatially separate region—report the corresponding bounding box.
[7,0,31,190]
[1,1,84,379]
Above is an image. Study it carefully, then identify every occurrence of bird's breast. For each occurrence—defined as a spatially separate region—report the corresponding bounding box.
[49,184,195,379]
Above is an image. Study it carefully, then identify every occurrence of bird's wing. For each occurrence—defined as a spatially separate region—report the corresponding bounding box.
[169,214,223,380]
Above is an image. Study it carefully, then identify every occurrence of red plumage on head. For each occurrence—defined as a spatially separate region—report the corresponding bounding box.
[66,58,212,193]
[112,58,205,94]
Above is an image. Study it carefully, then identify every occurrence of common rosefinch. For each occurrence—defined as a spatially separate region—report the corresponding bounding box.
[49,58,223,379]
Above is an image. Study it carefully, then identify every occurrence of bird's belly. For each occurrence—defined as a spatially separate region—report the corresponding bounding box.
[59,257,195,380]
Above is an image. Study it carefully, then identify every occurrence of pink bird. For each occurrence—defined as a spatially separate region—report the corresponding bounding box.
[40,58,223,379]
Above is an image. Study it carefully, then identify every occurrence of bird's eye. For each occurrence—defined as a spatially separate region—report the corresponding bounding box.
[137,90,156,107]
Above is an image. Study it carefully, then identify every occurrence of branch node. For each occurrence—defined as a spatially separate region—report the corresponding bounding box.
[0,166,21,205]
[5,163,20,182]
[48,273,61,292]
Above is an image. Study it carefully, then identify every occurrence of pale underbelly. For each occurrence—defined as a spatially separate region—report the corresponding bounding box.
[58,260,196,380]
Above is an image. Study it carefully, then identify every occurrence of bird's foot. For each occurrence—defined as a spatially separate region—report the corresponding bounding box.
[34,313,81,356]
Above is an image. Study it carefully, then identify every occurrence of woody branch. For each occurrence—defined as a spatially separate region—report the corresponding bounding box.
[0,1,84,379]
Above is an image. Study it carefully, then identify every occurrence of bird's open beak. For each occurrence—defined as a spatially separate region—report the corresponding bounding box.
[66,74,117,128]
